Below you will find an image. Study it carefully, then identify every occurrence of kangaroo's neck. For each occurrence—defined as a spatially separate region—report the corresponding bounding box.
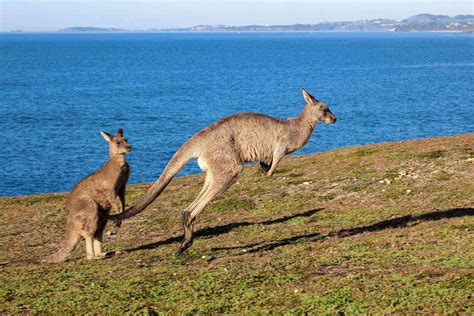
[286,104,318,152]
[298,103,317,130]
[108,154,128,169]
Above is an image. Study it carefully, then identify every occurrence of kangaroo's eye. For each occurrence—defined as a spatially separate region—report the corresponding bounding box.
[116,141,120,145]
[124,139,128,142]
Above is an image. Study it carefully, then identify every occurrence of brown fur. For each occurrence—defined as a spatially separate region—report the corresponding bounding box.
[109,89,336,255]
[4,128,132,265]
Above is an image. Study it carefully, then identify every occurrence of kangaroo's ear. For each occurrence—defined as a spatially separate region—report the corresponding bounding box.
[100,131,113,142]
[117,128,123,137]
[302,88,316,105]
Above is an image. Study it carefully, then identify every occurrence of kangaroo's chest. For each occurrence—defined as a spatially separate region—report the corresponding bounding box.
[94,165,130,206]
[112,165,130,189]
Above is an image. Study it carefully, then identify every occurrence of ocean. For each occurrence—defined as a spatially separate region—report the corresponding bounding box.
[1,32,473,196]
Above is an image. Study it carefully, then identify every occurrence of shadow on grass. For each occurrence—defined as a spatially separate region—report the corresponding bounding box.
[211,207,474,253]
[126,208,324,253]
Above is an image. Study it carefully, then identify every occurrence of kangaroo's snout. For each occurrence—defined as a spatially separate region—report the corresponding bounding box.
[324,112,336,125]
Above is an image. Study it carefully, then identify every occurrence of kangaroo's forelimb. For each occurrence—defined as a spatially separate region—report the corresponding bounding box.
[266,144,286,177]
[258,160,272,174]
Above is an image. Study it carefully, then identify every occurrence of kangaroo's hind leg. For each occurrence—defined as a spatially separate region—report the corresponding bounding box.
[93,216,108,258]
[177,160,244,255]
[73,197,101,260]
[84,233,96,260]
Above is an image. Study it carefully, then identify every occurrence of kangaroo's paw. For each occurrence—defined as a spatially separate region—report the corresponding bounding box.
[258,161,271,174]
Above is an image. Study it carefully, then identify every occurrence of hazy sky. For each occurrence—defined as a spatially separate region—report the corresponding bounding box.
[1,0,472,31]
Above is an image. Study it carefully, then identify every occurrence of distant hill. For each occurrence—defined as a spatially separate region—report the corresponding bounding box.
[395,14,474,31]
[58,14,474,33]
[161,14,474,32]
[57,27,127,32]
[161,19,399,32]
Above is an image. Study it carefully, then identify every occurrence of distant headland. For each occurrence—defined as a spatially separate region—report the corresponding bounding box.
[57,14,473,32]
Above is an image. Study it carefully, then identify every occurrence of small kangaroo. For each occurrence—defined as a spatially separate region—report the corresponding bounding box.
[2,128,131,266]
[108,89,336,255]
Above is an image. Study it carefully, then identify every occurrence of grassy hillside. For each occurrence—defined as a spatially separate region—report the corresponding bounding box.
[1,133,473,314]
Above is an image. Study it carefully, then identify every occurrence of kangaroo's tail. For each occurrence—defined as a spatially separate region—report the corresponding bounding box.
[1,230,81,267]
[107,143,196,221]
[0,258,41,267]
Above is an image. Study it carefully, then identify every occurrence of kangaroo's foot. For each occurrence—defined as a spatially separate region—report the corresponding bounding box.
[114,249,126,256]
[176,240,193,256]
[93,252,108,259]
[86,252,113,260]
[176,211,194,256]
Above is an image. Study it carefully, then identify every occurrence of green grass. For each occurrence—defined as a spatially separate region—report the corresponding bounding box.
[417,149,447,159]
[1,133,473,314]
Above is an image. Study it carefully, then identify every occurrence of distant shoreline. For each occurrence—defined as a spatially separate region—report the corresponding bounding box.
[4,13,470,33]
[3,30,471,34]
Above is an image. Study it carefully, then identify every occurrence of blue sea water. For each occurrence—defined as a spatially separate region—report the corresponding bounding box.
[0,32,473,196]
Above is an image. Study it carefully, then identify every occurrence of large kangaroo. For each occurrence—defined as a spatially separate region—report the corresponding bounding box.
[2,128,132,266]
[109,89,336,255]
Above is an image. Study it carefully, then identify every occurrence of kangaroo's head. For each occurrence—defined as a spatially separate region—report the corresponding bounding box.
[100,128,132,157]
[302,88,336,124]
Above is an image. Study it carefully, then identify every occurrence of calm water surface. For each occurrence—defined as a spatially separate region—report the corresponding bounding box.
[1,32,473,195]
